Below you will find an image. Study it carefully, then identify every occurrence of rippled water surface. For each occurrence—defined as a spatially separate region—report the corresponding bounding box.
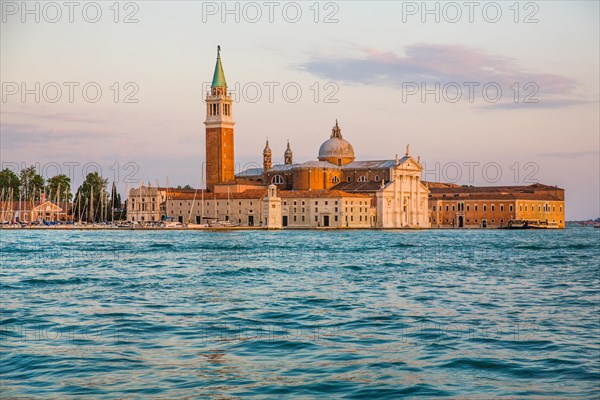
[1,228,599,398]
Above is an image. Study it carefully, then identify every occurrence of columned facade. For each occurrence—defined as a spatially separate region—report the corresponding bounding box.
[376,153,430,228]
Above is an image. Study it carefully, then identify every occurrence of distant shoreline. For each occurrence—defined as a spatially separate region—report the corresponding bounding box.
[0,225,580,231]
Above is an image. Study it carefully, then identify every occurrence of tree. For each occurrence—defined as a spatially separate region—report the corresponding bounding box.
[19,166,45,201]
[109,182,122,209]
[0,169,20,200]
[46,174,72,202]
[74,172,108,222]
[109,182,124,221]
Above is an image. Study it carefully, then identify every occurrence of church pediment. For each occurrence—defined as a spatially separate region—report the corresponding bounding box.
[395,156,422,172]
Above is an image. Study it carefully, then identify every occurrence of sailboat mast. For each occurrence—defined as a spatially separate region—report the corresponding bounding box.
[89,185,94,222]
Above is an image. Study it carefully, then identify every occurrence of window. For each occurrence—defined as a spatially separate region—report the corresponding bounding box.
[475,205,478,211]
[509,205,513,212]
[325,201,328,205]
[358,176,367,182]
[272,175,284,184]
[315,216,318,222]
[302,216,305,222]
[332,176,340,183]
[446,205,449,212]
[315,208,318,212]
[335,207,338,212]
[500,205,504,212]
[375,175,380,181]
[347,176,351,182]
[483,205,487,212]
[293,216,297,222]
[335,216,338,222]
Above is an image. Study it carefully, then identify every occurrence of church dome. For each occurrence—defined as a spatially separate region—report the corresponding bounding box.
[318,120,355,165]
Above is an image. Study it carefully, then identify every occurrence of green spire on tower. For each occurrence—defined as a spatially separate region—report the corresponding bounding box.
[211,45,227,88]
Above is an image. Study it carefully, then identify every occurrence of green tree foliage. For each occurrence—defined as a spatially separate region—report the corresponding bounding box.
[19,166,45,201]
[110,182,122,209]
[74,172,109,222]
[0,169,20,199]
[46,174,73,202]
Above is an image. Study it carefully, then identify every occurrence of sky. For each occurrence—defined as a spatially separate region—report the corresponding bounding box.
[1,0,598,220]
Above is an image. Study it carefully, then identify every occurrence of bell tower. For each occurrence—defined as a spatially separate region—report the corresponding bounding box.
[263,140,272,171]
[284,141,293,165]
[205,45,235,191]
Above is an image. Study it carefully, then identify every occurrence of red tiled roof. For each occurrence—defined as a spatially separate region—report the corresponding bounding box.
[427,183,563,194]
[0,200,70,211]
[165,189,370,201]
[277,190,370,198]
[429,192,562,201]
[330,181,384,192]
[166,189,266,200]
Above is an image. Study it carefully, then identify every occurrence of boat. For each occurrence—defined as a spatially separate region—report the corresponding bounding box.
[208,220,240,228]
[164,221,186,228]
[506,219,559,229]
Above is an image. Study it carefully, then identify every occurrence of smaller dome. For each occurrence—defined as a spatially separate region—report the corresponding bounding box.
[284,141,293,157]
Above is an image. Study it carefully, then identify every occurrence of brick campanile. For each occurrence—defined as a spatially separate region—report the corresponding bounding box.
[205,45,234,191]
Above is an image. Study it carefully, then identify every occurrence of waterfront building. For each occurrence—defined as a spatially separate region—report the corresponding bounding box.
[125,47,565,229]
[126,186,165,222]
[426,183,565,228]
[151,185,373,228]
[0,200,70,223]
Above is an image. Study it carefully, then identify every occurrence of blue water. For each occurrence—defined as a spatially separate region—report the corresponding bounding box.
[1,228,599,398]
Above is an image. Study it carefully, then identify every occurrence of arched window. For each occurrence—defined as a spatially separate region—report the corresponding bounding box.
[374,175,380,181]
[357,176,367,182]
[332,176,340,183]
[272,175,284,184]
